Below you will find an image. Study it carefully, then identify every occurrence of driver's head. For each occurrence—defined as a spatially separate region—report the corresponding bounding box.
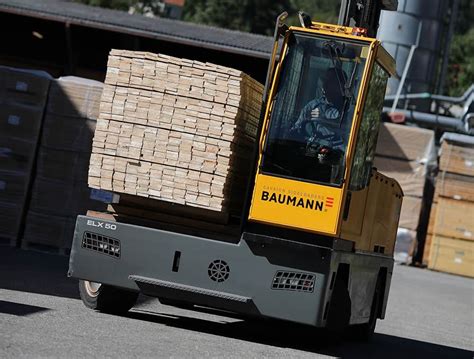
[322,67,345,106]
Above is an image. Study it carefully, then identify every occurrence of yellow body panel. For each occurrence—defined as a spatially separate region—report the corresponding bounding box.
[340,170,403,254]
[248,174,343,235]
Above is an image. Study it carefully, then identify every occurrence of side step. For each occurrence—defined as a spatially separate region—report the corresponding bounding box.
[129,275,259,315]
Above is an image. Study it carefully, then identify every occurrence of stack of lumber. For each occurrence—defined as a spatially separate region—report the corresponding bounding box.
[89,50,263,221]
[425,133,473,277]
[374,123,435,262]
[22,77,107,253]
[0,66,51,244]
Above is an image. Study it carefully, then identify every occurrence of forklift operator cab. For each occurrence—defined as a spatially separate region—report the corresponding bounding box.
[248,25,395,237]
[267,33,366,186]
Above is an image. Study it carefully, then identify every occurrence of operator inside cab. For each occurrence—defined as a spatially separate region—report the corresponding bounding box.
[290,67,347,182]
[261,32,367,186]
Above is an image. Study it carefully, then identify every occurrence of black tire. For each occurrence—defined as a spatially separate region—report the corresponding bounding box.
[79,280,139,314]
[326,277,351,333]
[350,278,382,341]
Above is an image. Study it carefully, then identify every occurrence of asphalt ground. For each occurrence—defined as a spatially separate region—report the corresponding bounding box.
[0,247,472,358]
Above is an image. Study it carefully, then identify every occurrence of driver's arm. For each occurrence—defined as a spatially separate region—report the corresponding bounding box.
[292,98,319,130]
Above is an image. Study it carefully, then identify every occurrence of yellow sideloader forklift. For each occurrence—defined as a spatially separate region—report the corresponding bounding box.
[69,1,403,339]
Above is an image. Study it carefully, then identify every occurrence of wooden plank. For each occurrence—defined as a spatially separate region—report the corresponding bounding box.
[423,233,432,266]
[0,67,51,243]
[399,196,422,231]
[106,204,239,243]
[435,171,474,202]
[427,202,437,235]
[22,76,106,253]
[439,141,474,177]
[108,204,236,235]
[376,123,435,162]
[113,193,230,224]
[428,235,473,278]
[433,197,474,241]
[87,210,116,221]
[89,50,263,218]
[374,156,426,198]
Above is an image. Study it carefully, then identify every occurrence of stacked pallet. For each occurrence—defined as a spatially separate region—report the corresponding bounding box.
[0,66,51,244]
[374,123,436,262]
[89,50,263,220]
[22,77,107,253]
[425,133,473,277]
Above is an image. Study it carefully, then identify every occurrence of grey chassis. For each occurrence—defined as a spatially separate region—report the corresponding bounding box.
[68,215,393,328]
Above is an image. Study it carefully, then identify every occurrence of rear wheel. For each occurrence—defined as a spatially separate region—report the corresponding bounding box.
[326,277,351,333]
[79,280,138,314]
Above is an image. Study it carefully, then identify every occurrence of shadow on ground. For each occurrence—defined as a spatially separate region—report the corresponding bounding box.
[1,246,471,358]
[127,308,471,358]
[0,247,155,306]
[0,246,79,299]
[0,300,51,316]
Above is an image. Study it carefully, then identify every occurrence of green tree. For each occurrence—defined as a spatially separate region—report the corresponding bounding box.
[182,0,341,35]
[76,0,340,35]
[444,0,474,96]
[452,0,474,34]
[183,0,296,36]
[446,28,474,96]
[287,0,340,25]
[75,0,178,17]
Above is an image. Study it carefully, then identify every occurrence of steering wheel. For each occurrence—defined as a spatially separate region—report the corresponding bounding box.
[300,120,338,142]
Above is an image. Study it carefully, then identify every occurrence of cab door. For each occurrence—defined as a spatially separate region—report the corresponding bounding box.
[248,31,375,236]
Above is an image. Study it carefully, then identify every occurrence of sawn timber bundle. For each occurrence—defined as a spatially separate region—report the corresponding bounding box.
[89,50,263,218]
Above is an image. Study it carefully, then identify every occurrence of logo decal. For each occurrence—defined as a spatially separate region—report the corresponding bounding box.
[325,197,334,208]
[261,191,326,211]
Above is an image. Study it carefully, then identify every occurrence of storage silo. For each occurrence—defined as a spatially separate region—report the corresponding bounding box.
[378,0,448,109]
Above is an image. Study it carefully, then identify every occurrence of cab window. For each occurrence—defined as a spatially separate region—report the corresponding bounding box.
[349,62,389,191]
[261,32,369,186]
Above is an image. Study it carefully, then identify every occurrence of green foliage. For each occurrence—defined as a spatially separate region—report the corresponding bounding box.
[183,0,339,35]
[76,0,340,35]
[453,0,474,34]
[183,0,296,36]
[132,0,164,15]
[287,0,340,26]
[444,0,474,96]
[74,0,177,17]
[446,28,474,96]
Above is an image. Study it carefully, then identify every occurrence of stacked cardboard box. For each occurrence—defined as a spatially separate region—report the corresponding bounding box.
[374,123,435,262]
[426,133,473,277]
[22,77,107,252]
[0,66,51,244]
[89,50,263,220]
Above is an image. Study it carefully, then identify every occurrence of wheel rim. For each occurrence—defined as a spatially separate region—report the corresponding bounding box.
[84,281,102,297]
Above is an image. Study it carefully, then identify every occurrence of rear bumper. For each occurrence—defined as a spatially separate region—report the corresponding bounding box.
[68,215,333,326]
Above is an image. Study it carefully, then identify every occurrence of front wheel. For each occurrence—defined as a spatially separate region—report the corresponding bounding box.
[79,280,139,314]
